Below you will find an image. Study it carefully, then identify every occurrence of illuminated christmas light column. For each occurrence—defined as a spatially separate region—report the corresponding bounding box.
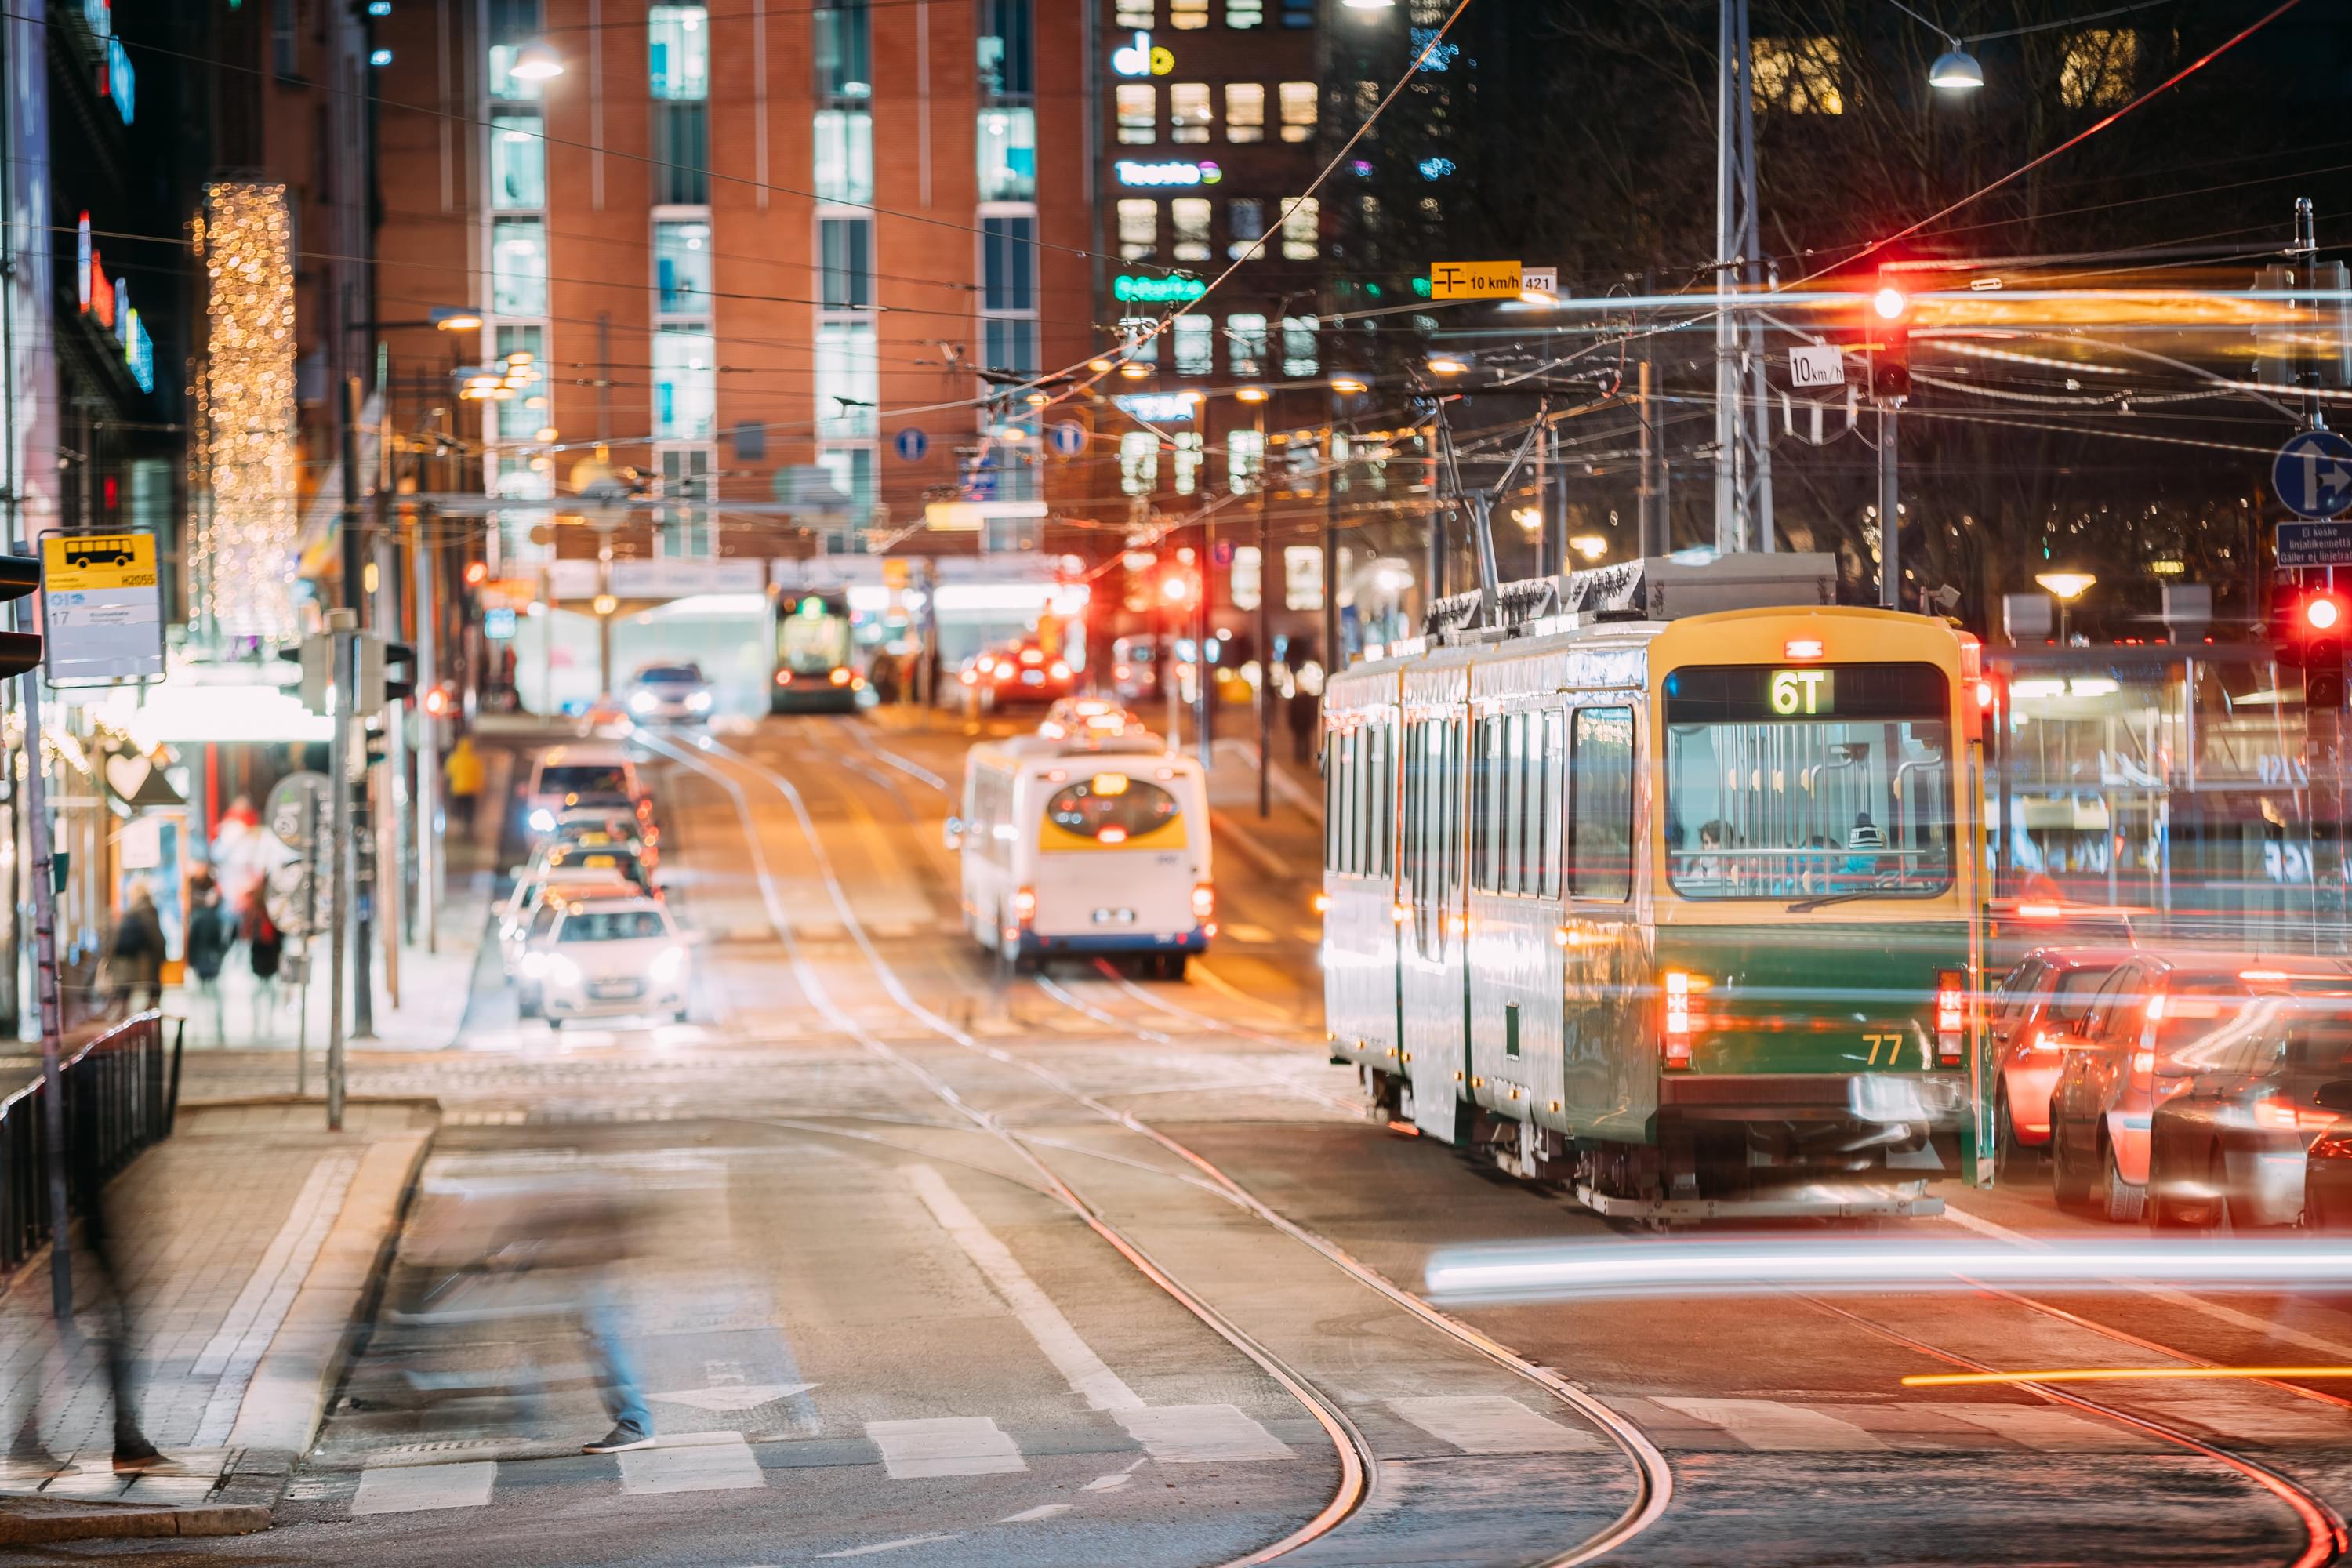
[195,181,298,640]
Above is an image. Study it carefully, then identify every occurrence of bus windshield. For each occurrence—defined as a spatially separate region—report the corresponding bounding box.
[779,601,851,673]
[1662,662,1955,902]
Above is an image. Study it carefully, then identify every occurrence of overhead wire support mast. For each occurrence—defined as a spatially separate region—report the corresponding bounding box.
[1714,0,1775,555]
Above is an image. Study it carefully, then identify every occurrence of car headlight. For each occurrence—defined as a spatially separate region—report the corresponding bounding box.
[629,691,656,714]
[685,691,712,712]
[650,944,687,982]
[528,808,556,832]
[548,956,582,988]
[519,951,549,978]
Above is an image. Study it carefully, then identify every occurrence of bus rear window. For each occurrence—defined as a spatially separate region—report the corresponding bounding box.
[1044,775,1181,845]
[540,764,629,797]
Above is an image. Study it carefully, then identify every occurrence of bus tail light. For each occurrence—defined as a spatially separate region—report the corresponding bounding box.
[1936,970,1965,1065]
[1012,887,1036,925]
[1192,884,1215,921]
[1663,969,1693,1069]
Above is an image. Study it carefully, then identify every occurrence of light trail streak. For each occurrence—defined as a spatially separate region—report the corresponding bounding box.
[1902,1366,2352,1388]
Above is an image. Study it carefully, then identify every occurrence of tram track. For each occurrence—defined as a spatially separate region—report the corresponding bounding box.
[643,724,1676,1568]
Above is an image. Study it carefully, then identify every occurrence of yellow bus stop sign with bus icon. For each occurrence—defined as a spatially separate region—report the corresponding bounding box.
[45,533,156,592]
[41,533,163,683]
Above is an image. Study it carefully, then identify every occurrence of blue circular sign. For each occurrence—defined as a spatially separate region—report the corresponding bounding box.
[1047,420,1087,458]
[891,426,929,463]
[2274,428,2352,520]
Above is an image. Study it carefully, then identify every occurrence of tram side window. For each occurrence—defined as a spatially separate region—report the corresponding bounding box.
[1446,715,1468,894]
[1568,707,1634,901]
[1399,720,1422,889]
[1321,727,1338,871]
[1539,709,1566,898]
[1367,721,1391,878]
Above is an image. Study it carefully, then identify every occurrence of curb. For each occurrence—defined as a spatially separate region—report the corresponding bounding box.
[0,1499,274,1545]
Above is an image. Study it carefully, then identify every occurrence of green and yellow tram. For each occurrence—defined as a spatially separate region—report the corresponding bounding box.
[1320,556,1989,1220]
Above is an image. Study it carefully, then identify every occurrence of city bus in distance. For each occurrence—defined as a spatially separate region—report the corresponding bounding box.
[1319,554,1988,1222]
[771,589,864,713]
[946,731,1213,978]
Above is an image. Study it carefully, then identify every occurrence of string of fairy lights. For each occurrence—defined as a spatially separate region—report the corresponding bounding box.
[192,181,301,641]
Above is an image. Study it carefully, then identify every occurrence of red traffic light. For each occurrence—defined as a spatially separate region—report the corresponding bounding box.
[1871,285,1909,321]
[2307,593,2345,632]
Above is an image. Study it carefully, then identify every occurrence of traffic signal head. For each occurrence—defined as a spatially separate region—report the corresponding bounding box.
[0,554,42,678]
[278,633,333,714]
[1871,285,1909,321]
[1866,272,1911,402]
[2307,593,2345,633]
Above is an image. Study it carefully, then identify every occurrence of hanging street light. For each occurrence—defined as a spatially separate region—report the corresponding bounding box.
[510,38,565,81]
[1929,45,1984,91]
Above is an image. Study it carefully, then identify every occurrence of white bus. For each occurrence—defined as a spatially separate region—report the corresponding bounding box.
[947,733,1214,978]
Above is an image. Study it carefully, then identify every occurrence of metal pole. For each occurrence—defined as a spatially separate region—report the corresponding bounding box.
[1194,517,1212,771]
[326,608,354,1131]
[415,506,440,952]
[20,661,68,1319]
[1711,0,1740,552]
[1321,427,1340,676]
[298,783,319,1095]
[1637,358,1658,557]
[340,381,376,1041]
[1254,405,1270,818]
[1878,401,1900,609]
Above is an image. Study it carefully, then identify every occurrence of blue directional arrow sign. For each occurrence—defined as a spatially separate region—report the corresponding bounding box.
[1047,419,1087,459]
[2273,428,2352,520]
[891,426,929,463]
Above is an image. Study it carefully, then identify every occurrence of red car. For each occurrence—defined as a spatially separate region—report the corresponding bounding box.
[1987,946,2133,1176]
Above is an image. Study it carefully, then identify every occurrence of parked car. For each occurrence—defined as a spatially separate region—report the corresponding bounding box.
[1987,947,2134,1175]
[2147,999,2352,1229]
[2050,953,2352,1221]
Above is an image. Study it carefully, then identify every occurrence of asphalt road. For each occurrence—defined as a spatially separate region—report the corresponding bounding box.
[89,712,2352,1567]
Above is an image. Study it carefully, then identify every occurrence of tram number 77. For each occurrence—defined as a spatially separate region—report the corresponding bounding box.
[1769,668,1833,716]
[1861,1031,1906,1065]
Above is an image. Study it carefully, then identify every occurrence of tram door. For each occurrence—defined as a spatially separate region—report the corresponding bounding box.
[1399,702,1472,1139]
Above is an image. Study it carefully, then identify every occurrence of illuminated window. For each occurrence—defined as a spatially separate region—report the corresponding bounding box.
[1115,0,1152,25]
[494,325,546,441]
[814,110,873,202]
[1224,313,1266,376]
[1171,0,1207,27]
[1173,315,1213,375]
[653,326,717,441]
[976,0,1033,100]
[1279,197,1318,260]
[487,45,544,100]
[1120,430,1160,495]
[982,215,1036,311]
[648,6,709,100]
[2061,28,2139,109]
[1170,82,1213,143]
[1279,82,1316,143]
[977,107,1036,199]
[1226,0,1261,26]
[1225,82,1265,143]
[1751,36,1842,114]
[1119,316,1160,363]
[655,220,712,316]
[1227,428,1264,492]
[491,218,548,315]
[1117,199,1156,260]
[490,114,545,209]
[814,0,873,102]
[1281,314,1318,376]
[1171,198,1211,262]
[1116,84,1156,145]
[815,321,877,437]
[1173,432,1204,494]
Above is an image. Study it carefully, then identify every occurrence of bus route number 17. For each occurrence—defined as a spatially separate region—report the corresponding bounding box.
[1769,668,1832,716]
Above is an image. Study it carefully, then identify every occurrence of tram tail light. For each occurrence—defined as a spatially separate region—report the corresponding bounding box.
[1663,969,1693,1069]
[1935,970,1965,1064]
[1012,887,1037,925]
[1311,892,1330,915]
[1192,884,1216,921]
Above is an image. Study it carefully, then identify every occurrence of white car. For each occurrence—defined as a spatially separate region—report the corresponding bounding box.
[500,871,637,975]
[524,744,642,834]
[529,897,694,1027]
[627,663,715,723]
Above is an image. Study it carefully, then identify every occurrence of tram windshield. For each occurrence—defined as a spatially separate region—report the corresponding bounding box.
[1662,662,1955,903]
[779,597,852,673]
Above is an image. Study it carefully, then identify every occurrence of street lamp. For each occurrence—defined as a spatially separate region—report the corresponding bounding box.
[2036,569,2096,644]
[1426,353,1470,376]
[1329,375,1367,395]
[1233,386,1269,404]
[430,307,484,332]
[1570,533,1610,563]
[510,38,564,81]
[1341,0,1396,9]
[1929,46,1984,90]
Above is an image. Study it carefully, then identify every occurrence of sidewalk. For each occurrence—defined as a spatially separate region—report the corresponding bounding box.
[0,1098,437,1542]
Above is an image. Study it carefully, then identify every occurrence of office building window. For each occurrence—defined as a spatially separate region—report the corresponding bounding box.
[1116,84,1156,145]
[1227,198,1264,257]
[1225,82,1265,142]
[489,0,540,39]
[1281,314,1319,376]
[1116,199,1156,260]
[978,108,1036,200]
[1226,0,1262,26]
[2060,27,2138,109]
[977,0,1034,100]
[654,326,717,441]
[1280,0,1312,25]
[1116,0,1152,23]
[487,45,544,100]
[1279,82,1316,142]
[816,445,877,532]
[494,324,547,442]
[1171,198,1211,262]
[1173,315,1213,376]
[1227,428,1264,492]
[1171,0,1207,25]
[815,0,873,101]
[492,454,556,499]
[816,321,879,437]
[1118,316,1159,363]
[1173,432,1203,494]
[815,111,874,203]
[655,219,713,316]
[658,446,717,557]
[1751,35,1843,114]
[1280,196,1318,259]
[984,318,1038,375]
[820,216,873,310]
[1224,313,1266,376]
[1169,83,1212,143]
[1120,431,1160,495]
[654,104,710,204]
[982,215,1036,311]
[492,218,548,316]
[491,114,545,209]
[648,6,709,99]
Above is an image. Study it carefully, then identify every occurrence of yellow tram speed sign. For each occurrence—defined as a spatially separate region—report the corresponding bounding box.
[1428,260,1523,300]
[42,533,156,592]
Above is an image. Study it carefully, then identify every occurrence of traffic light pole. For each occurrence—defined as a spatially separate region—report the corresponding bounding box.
[325,609,355,1132]
[1878,401,1900,609]
[339,379,376,1042]
[18,658,70,1320]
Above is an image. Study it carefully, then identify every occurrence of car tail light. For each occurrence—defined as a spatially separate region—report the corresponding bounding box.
[1012,887,1036,925]
[1115,663,1133,681]
[959,669,976,685]
[1019,648,1044,666]
[1664,969,1693,1069]
[775,670,793,685]
[2016,902,2063,920]
[2254,1093,2337,1133]
[1192,884,1215,921]
[829,666,852,687]
[1050,660,1071,681]
[1936,969,1965,1065]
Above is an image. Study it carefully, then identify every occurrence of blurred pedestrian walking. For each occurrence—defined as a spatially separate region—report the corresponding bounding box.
[184,872,234,1043]
[245,899,285,1032]
[107,883,165,1018]
[445,734,485,837]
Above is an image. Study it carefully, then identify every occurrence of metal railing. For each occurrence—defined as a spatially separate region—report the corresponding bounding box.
[0,1012,183,1273]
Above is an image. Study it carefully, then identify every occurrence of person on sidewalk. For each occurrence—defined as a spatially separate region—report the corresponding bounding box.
[107,884,165,1018]
[184,874,234,1043]
[67,1104,173,1473]
[445,735,486,837]
[245,898,285,1031]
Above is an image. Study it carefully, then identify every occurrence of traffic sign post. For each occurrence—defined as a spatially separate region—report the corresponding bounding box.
[2278,519,2352,568]
[1047,420,1087,459]
[892,427,929,463]
[2274,429,2352,520]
